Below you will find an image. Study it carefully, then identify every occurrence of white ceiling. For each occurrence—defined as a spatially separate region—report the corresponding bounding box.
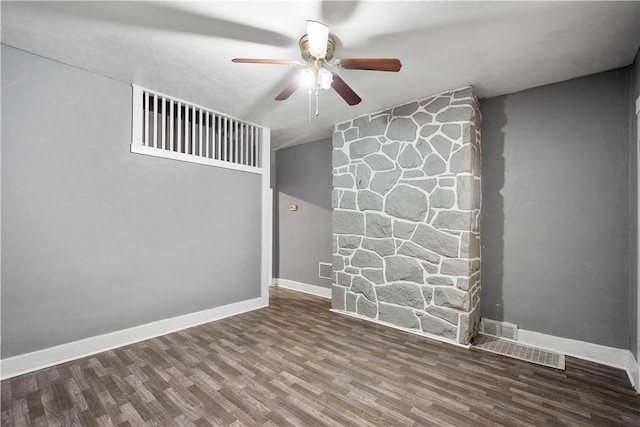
[2,1,639,149]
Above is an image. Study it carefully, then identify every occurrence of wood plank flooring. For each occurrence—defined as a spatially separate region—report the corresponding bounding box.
[2,287,639,426]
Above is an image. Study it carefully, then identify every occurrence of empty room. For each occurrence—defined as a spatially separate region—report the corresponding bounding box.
[2,1,640,426]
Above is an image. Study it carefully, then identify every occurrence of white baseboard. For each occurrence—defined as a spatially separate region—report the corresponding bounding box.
[0,295,268,380]
[273,278,332,299]
[518,329,638,392]
[628,351,640,393]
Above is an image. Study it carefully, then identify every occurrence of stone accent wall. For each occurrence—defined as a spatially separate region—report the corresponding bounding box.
[331,86,481,345]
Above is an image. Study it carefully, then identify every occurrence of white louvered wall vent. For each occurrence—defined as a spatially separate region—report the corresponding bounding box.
[131,85,264,174]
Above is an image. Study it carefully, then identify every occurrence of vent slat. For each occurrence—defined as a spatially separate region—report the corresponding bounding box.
[132,86,264,173]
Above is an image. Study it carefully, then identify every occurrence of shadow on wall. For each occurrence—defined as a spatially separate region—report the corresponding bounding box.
[480,96,506,321]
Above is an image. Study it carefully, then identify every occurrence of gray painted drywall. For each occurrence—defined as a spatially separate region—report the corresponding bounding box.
[631,47,640,359]
[275,139,332,288]
[481,67,631,349]
[1,45,262,358]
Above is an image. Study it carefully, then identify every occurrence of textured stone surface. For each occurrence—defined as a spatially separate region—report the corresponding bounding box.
[377,283,424,309]
[387,118,417,141]
[332,87,481,345]
[350,138,380,158]
[356,164,372,189]
[366,213,392,238]
[357,190,383,211]
[378,303,419,329]
[351,276,376,302]
[384,185,428,222]
[370,168,402,195]
[332,285,346,310]
[364,154,395,171]
[357,296,377,318]
[333,210,364,234]
[384,256,423,283]
[398,145,422,168]
[434,287,470,311]
[393,221,417,239]
[411,224,459,257]
[351,249,383,268]
[423,154,446,176]
[420,314,457,340]
[398,242,439,263]
[362,238,396,257]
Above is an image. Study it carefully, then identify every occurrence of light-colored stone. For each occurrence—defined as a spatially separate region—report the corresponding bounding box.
[333,254,344,271]
[339,191,356,209]
[381,142,401,160]
[364,154,395,171]
[453,87,474,99]
[402,178,437,193]
[333,210,364,235]
[398,242,440,263]
[344,127,358,142]
[393,220,416,239]
[338,235,361,249]
[430,188,456,209]
[398,145,422,168]
[433,211,473,231]
[332,131,345,148]
[387,118,417,141]
[357,296,378,318]
[450,145,471,173]
[422,285,434,305]
[356,164,372,189]
[357,190,383,211]
[426,305,459,325]
[332,285,346,310]
[370,168,402,195]
[420,313,457,340]
[436,105,474,122]
[385,256,423,283]
[442,124,461,140]
[362,238,396,257]
[345,267,359,274]
[361,269,385,284]
[333,173,354,188]
[427,276,454,286]
[384,185,428,222]
[366,212,393,238]
[457,176,480,210]
[377,283,424,309]
[354,115,388,137]
[434,287,470,311]
[393,102,419,117]
[423,96,449,113]
[351,249,383,268]
[423,154,446,176]
[416,139,431,158]
[403,170,424,178]
[379,303,419,329]
[349,137,380,158]
[411,224,459,257]
[460,232,480,259]
[441,258,480,276]
[351,276,376,302]
[430,135,452,160]
[346,292,357,311]
[420,125,440,139]
[332,150,349,167]
[336,272,352,286]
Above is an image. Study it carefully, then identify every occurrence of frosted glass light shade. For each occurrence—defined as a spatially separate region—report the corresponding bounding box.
[306,20,329,58]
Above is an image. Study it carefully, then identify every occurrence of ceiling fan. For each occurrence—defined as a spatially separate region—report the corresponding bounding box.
[232,20,402,114]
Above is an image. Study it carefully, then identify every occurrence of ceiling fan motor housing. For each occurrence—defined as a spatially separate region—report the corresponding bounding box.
[299,34,336,62]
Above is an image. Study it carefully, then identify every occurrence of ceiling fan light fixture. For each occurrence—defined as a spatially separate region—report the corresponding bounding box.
[300,68,316,87]
[306,20,329,58]
[317,67,333,90]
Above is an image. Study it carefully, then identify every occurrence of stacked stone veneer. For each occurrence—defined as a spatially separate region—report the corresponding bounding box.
[331,86,481,345]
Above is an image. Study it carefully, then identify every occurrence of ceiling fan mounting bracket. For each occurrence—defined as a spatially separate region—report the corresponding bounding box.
[299,34,335,62]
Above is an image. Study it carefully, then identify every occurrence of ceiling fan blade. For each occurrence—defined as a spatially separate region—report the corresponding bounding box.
[331,74,362,106]
[338,58,402,72]
[232,58,302,66]
[275,80,299,101]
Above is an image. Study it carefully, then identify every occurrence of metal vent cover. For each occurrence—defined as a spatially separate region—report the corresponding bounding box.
[472,334,565,370]
[319,262,332,279]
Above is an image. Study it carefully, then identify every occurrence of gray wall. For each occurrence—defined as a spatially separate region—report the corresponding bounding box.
[275,139,332,288]
[631,48,640,359]
[1,45,262,358]
[481,67,631,348]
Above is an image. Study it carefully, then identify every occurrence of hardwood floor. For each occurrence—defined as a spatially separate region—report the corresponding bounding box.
[2,287,639,426]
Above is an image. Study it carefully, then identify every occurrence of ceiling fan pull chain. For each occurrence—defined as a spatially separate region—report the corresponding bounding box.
[315,84,320,116]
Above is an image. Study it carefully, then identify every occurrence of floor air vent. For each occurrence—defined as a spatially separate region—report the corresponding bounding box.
[472,334,565,370]
[319,262,332,279]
